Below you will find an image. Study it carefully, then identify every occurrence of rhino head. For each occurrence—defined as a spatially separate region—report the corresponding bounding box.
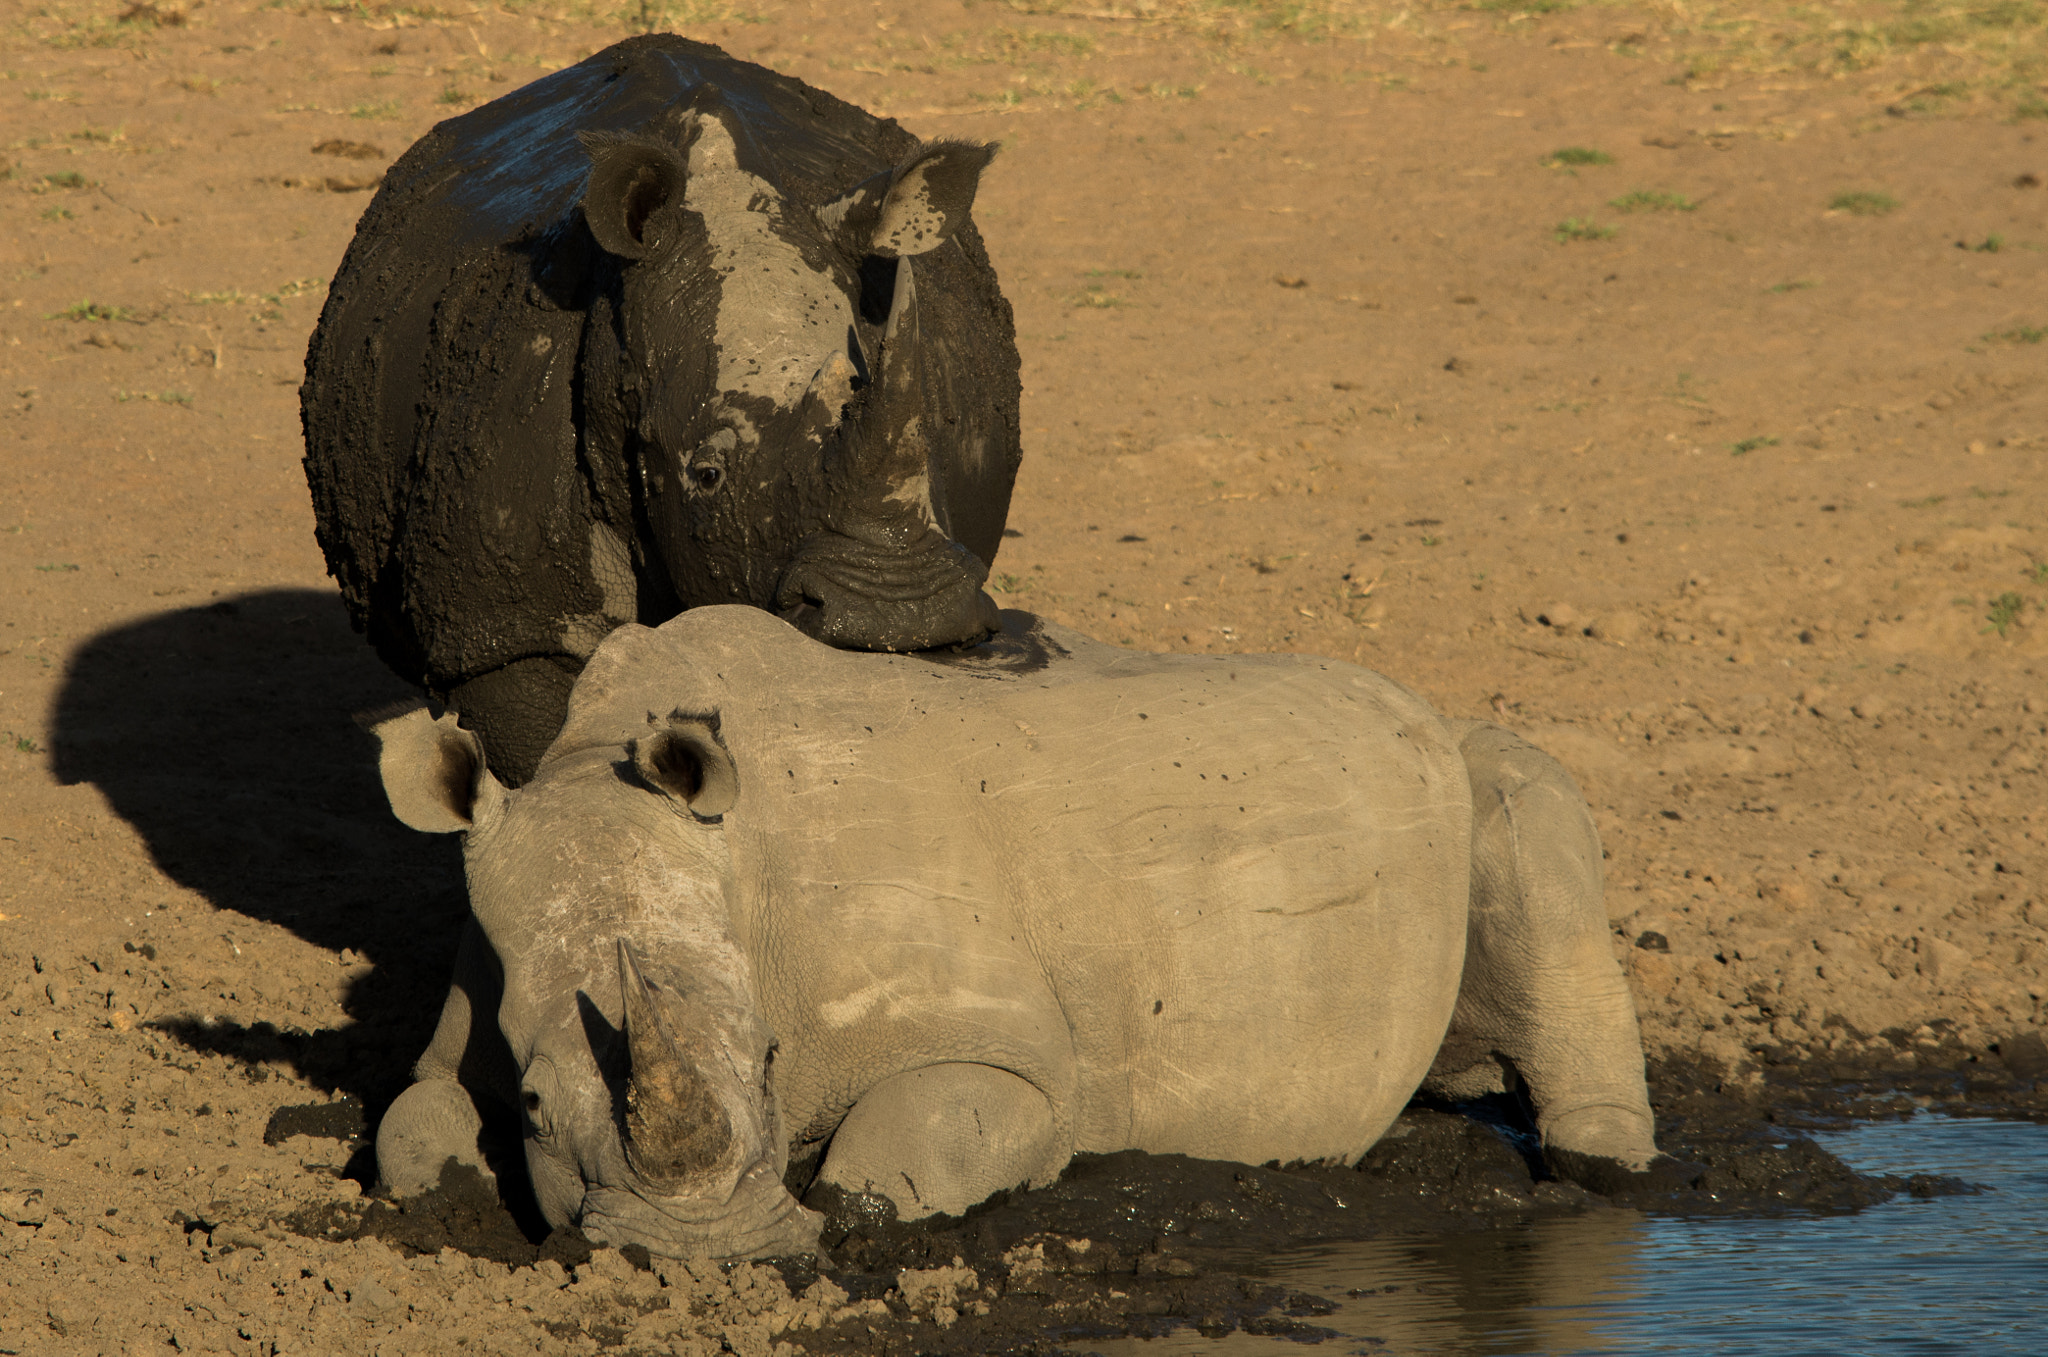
[377,704,819,1259]
[579,87,1002,653]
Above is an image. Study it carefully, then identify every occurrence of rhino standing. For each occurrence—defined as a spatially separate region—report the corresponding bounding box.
[304,36,1022,783]
[368,608,1666,1260]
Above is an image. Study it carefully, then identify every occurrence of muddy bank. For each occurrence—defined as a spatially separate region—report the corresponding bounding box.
[208,1047,2035,1356]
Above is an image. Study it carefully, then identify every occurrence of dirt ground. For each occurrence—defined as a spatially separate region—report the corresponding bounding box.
[2,0,2045,1352]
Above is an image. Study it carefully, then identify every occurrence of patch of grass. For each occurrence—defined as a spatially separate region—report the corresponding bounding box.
[1829,190,1899,216]
[1544,146,1613,167]
[34,562,80,572]
[1552,217,1617,242]
[1969,233,2005,252]
[1086,268,1142,279]
[350,100,402,121]
[990,571,1030,594]
[1730,436,1780,455]
[14,736,39,754]
[114,389,194,405]
[1984,324,2046,344]
[1983,590,2026,636]
[42,170,88,189]
[40,206,73,221]
[1768,278,1820,293]
[49,301,131,322]
[2027,562,2048,585]
[1899,495,1947,508]
[178,75,220,95]
[1469,0,1578,14]
[1070,284,1125,308]
[437,85,472,105]
[1609,189,1696,212]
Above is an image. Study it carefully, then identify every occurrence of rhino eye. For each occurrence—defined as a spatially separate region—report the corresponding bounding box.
[522,1087,553,1138]
[689,464,723,491]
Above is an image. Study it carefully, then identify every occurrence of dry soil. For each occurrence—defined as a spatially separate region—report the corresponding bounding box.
[2,1,2045,1353]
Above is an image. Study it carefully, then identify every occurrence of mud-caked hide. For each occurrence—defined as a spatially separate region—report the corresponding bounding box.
[303,36,1022,783]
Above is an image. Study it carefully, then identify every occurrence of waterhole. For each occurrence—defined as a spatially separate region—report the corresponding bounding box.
[1080,1115,2048,1356]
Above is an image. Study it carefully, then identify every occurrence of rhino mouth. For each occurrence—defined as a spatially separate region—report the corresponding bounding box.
[580,1158,822,1260]
[775,528,998,652]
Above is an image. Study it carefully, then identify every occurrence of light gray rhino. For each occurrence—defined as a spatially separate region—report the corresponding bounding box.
[368,607,1664,1260]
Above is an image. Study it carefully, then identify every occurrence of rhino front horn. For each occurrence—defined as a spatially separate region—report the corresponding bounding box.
[617,940,733,1189]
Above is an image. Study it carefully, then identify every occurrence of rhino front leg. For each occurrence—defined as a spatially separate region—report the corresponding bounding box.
[377,915,514,1196]
[816,1064,1062,1219]
[1428,720,1663,1179]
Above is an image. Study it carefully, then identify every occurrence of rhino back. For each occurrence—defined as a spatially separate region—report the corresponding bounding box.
[301,36,1019,688]
[562,610,1469,1167]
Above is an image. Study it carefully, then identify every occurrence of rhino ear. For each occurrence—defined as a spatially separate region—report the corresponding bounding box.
[630,711,738,821]
[365,704,494,834]
[868,139,997,259]
[579,130,688,262]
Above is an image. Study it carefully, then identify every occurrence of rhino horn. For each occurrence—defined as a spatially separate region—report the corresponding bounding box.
[616,939,733,1189]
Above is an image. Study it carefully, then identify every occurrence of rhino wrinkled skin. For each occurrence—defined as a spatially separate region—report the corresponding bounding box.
[370,607,1665,1261]
[304,36,1023,784]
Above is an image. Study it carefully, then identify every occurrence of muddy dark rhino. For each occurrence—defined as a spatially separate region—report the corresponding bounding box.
[303,35,1022,782]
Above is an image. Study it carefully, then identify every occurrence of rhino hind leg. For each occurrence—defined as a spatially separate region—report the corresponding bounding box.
[444,655,582,786]
[1428,720,1665,1182]
[814,1063,1061,1219]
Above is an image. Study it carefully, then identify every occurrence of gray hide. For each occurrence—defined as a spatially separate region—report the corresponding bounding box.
[370,607,1660,1259]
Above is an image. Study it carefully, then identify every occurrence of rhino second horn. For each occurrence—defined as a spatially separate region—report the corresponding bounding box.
[616,940,733,1188]
[849,259,929,489]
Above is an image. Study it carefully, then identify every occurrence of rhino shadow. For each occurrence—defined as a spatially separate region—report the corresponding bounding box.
[51,587,466,1118]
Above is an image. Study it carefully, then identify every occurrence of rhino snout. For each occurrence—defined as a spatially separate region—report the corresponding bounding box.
[581,1158,822,1261]
[777,530,998,652]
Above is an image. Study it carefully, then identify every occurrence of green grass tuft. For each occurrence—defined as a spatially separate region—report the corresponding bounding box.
[1552,217,1617,242]
[1730,436,1780,455]
[1830,190,1899,215]
[1610,189,1696,212]
[1984,590,2026,636]
[1544,146,1613,167]
[49,300,130,322]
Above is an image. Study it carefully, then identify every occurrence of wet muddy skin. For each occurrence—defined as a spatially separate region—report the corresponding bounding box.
[262,1042,2048,1355]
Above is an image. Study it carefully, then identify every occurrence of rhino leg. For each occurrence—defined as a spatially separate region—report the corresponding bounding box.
[443,655,582,787]
[1427,720,1662,1177]
[816,1063,1060,1219]
[377,916,515,1197]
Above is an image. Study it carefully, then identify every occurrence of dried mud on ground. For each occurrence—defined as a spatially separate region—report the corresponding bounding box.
[2,1,2046,1353]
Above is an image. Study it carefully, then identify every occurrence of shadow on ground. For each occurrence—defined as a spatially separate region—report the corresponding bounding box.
[48,587,464,1116]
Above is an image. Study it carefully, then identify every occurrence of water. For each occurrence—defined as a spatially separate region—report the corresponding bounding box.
[1081,1115,2048,1356]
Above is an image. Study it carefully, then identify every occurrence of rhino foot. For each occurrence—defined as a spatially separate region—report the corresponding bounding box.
[1545,1145,1707,1197]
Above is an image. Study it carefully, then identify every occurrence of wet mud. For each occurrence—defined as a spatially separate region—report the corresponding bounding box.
[247,1044,2039,1355]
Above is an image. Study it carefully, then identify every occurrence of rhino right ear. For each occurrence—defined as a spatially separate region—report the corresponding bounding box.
[630,711,738,821]
[579,130,688,262]
[365,705,494,834]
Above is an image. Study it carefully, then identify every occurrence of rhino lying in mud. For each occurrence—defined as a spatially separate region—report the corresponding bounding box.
[368,608,1666,1260]
[304,35,1022,785]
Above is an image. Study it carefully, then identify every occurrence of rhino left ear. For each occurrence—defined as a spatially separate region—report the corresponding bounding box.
[630,711,738,821]
[364,704,498,834]
[824,139,996,260]
[579,130,688,262]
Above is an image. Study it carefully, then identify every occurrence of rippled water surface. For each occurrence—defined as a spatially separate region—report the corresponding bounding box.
[1081,1115,2048,1356]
